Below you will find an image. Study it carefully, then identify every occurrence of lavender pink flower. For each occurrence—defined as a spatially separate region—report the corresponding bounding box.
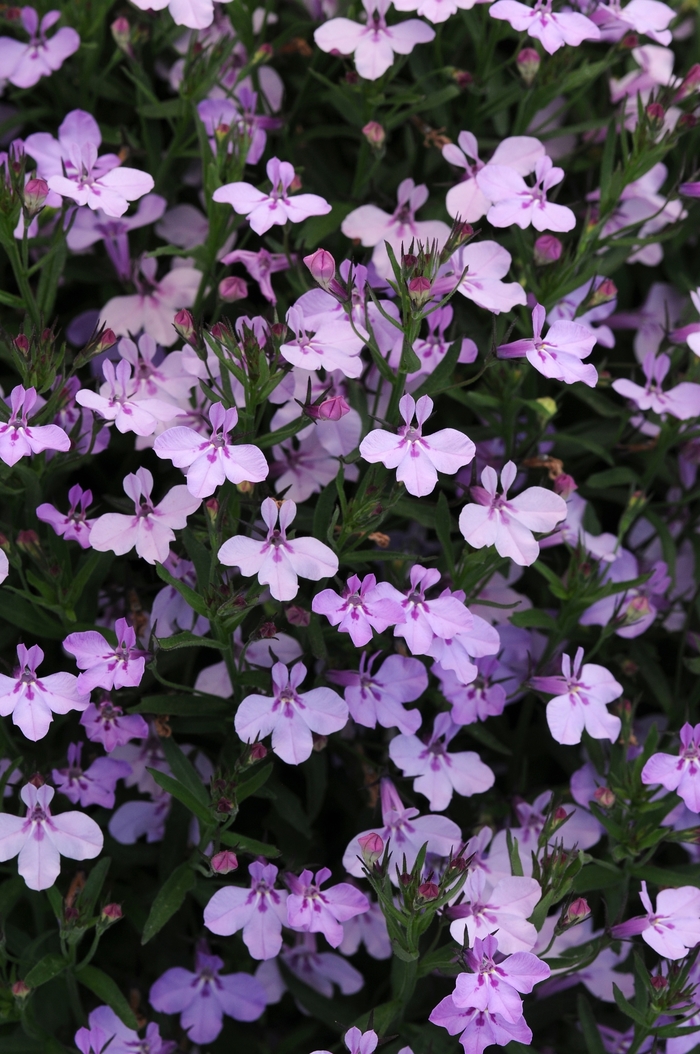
[498,303,598,386]
[327,652,427,734]
[314,0,435,81]
[63,617,147,693]
[203,861,289,959]
[36,483,95,548]
[285,867,369,947]
[453,934,550,1020]
[312,573,406,646]
[0,385,70,467]
[80,697,149,751]
[611,881,700,959]
[0,643,89,741]
[448,869,541,954]
[489,0,600,54]
[0,8,79,88]
[213,157,330,235]
[531,647,623,745]
[642,723,700,812]
[613,351,700,420]
[477,156,576,232]
[77,1006,176,1054]
[52,742,131,809]
[76,359,185,436]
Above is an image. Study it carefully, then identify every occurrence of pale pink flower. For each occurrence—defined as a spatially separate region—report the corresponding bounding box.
[339,897,392,959]
[532,647,622,745]
[394,565,474,656]
[213,157,330,235]
[434,242,527,314]
[360,394,476,497]
[155,402,268,498]
[76,359,185,436]
[642,723,700,812]
[428,597,500,686]
[453,934,550,1020]
[314,0,435,81]
[429,995,533,1053]
[489,0,600,53]
[271,426,342,502]
[611,282,684,362]
[89,467,200,565]
[218,497,338,602]
[411,305,478,380]
[312,573,406,646]
[256,932,363,1002]
[67,194,166,282]
[235,661,348,765]
[343,778,462,881]
[341,177,449,280]
[613,352,700,420]
[204,861,289,959]
[497,303,598,387]
[129,0,231,30]
[449,869,541,953]
[0,8,79,88]
[589,0,674,45]
[0,783,102,891]
[443,131,545,223]
[389,712,495,811]
[459,461,567,566]
[99,257,200,347]
[0,385,70,466]
[609,43,677,101]
[36,483,95,548]
[117,333,195,404]
[312,1026,379,1054]
[0,550,7,585]
[78,1006,176,1054]
[611,881,700,959]
[477,156,576,232]
[63,617,147,693]
[280,304,365,378]
[327,652,427,734]
[286,867,369,947]
[392,0,482,21]
[0,643,89,741]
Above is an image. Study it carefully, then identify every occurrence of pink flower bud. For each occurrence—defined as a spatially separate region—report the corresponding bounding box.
[306,395,351,421]
[676,63,700,100]
[452,69,473,89]
[219,276,248,302]
[679,114,698,130]
[651,975,668,991]
[173,309,196,345]
[622,596,651,624]
[358,832,384,866]
[563,897,591,926]
[679,181,700,198]
[362,121,386,147]
[533,235,563,265]
[101,902,123,921]
[111,16,132,55]
[23,178,48,214]
[249,742,268,762]
[594,786,616,808]
[408,276,432,305]
[645,102,665,122]
[418,881,439,900]
[588,278,617,306]
[289,173,303,193]
[17,529,40,555]
[211,850,238,874]
[253,42,274,63]
[96,328,117,353]
[402,253,417,271]
[620,31,638,47]
[517,48,540,85]
[14,334,30,354]
[303,248,337,291]
[286,605,310,626]
[12,980,30,998]
[553,472,577,498]
[259,621,278,639]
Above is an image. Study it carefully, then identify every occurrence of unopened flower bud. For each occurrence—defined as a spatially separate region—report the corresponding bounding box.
[173,309,196,346]
[553,473,577,498]
[259,621,278,639]
[205,497,219,520]
[563,897,591,926]
[620,31,638,47]
[23,177,48,215]
[399,872,412,887]
[14,334,30,355]
[210,850,238,874]
[303,248,337,291]
[312,733,328,752]
[111,16,132,54]
[552,806,569,827]
[286,605,310,626]
[679,181,700,198]
[97,328,118,353]
[305,395,351,422]
[402,253,417,271]
[236,480,254,494]
[12,980,30,999]
[270,322,288,340]
[679,113,698,130]
[219,276,248,302]
[645,102,665,123]
[253,42,274,63]
[358,832,384,866]
[594,786,616,808]
[533,234,562,266]
[362,121,385,147]
[101,903,123,922]
[451,69,473,89]
[417,881,439,900]
[622,595,651,624]
[517,47,540,85]
[249,742,268,762]
[216,797,234,814]
[408,276,432,305]
[676,63,700,100]
[588,278,617,306]
[651,975,668,991]
[17,529,40,555]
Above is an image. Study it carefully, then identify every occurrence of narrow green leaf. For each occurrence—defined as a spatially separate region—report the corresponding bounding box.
[613,982,648,1025]
[133,693,229,716]
[148,769,210,825]
[155,561,210,618]
[79,856,111,918]
[24,954,66,988]
[586,467,637,489]
[155,631,224,651]
[510,609,557,630]
[219,830,280,857]
[160,735,209,805]
[237,763,274,804]
[577,995,607,1054]
[141,862,196,945]
[435,491,456,578]
[78,965,139,1029]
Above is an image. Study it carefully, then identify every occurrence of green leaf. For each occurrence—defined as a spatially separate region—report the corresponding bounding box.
[510,609,557,630]
[160,735,209,806]
[155,630,224,651]
[219,830,280,857]
[578,994,607,1054]
[148,768,211,825]
[613,982,648,1025]
[138,98,185,118]
[141,862,196,945]
[586,467,638,489]
[352,999,403,1034]
[78,965,139,1029]
[573,863,622,892]
[506,831,524,877]
[435,491,456,578]
[79,856,111,918]
[237,763,274,803]
[413,338,464,398]
[295,201,355,249]
[155,561,210,618]
[24,954,66,988]
[0,591,65,638]
[417,944,459,977]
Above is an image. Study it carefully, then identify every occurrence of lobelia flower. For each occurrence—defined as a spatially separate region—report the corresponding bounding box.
[256,932,364,1003]
[0,8,79,88]
[339,896,392,959]
[235,661,348,765]
[25,110,153,218]
[434,241,527,314]
[52,742,131,809]
[198,89,282,168]
[99,257,201,347]
[489,0,600,53]
[411,304,478,380]
[427,589,500,686]
[64,617,148,693]
[0,385,70,467]
[327,652,427,734]
[588,0,674,45]
[150,553,209,638]
[443,131,545,223]
[452,934,550,1020]
[149,942,267,1044]
[477,156,576,232]
[312,1026,379,1054]
[80,696,149,751]
[213,157,330,235]
[429,996,533,1054]
[314,0,435,81]
[394,565,474,657]
[531,646,623,745]
[611,881,700,959]
[285,867,369,947]
[0,783,103,891]
[642,723,700,812]
[218,497,339,602]
[221,248,292,304]
[0,550,7,585]
[203,861,289,959]
[580,549,670,639]
[435,657,507,725]
[312,573,406,646]
[89,467,200,565]
[448,869,542,953]
[459,461,567,567]
[67,194,167,282]
[343,778,462,880]
[498,303,598,387]
[36,483,95,548]
[108,789,171,846]
[612,352,700,420]
[389,712,495,811]
[129,0,230,29]
[0,643,89,741]
[116,333,194,404]
[280,304,366,379]
[360,394,476,498]
[77,1006,176,1054]
[155,402,268,498]
[547,276,617,350]
[76,359,185,437]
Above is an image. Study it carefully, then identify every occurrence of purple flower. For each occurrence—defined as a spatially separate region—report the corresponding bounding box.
[256,932,364,1001]
[99,257,201,347]
[453,934,550,1020]
[613,351,700,420]
[642,723,700,812]
[0,8,79,89]
[389,712,495,811]
[312,573,406,646]
[64,616,148,693]
[221,248,291,304]
[36,483,95,548]
[76,358,185,436]
[411,304,478,379]
[0,643,89,741]
[477,156,576,232]
[0,783,103,891]
[155,402,268,498]
[531,646,623,745]
[89,466,200,565]
[435,657,507,725]
[343,778,462,880]
[429,996,533,1054]
[360,394,476,498]
[443,131,545,223]
[280,304,365,379]
[213,157,330,235]
[394,565,474,656]
[108,790,170,846]
[286,867,369,947]
[611,881,700,959]
[79,1005,176,1054]
[66,194,166,281]
[0,385,70,467]
[235,661,348,765]
[428,593,500,686]
[459,461,567,567]
[498,303,598,386]
[150,553,209,638]
[434,241,527,315]
[80,697,149,752]
[449,869,541,953]
[149,942,266,1044]
[327,652,427,734]
[489,0,600,54]
[313,1026,379,1054]
[204,861,289,960]
[52,742,131,809]
[218,497,339,602]
[314,0,435,81]
[339,896,392,959]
